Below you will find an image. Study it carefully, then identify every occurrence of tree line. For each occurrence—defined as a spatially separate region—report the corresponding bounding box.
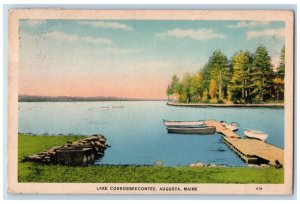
[166,46,285,104]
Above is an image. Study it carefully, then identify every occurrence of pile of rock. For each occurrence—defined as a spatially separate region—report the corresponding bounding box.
[189,162,205,167]
[247,164,271,168]
[23,134,110,166]
[189,162,228,167]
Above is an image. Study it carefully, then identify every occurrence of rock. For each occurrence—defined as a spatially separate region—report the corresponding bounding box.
[208,164,217,167]
[23,134,108,166]
[275,160,283,168]
[86,136,99,141]
[98,138,106,142]
[49,146,61,152]
[195,162,205,167]
[95,141,101,146]
[247,164,260,168]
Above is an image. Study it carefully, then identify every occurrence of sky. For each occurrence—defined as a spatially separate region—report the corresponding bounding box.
[19,19,285,99]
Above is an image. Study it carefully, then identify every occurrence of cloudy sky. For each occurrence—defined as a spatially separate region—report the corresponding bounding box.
[19,19,285,99]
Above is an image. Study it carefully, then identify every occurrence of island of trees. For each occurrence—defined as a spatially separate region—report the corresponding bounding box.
[166,46,285,104]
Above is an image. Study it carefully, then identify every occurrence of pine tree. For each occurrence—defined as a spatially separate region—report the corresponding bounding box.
[179,73,192,103]
[189,73,204,102]
[209,79,218,101]
[207,50,230,102]
[250,46,273,103]
[273,46,285,102]
[228,51,252,103]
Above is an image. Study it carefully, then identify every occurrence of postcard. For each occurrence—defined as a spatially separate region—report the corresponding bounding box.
[7,9,294,195]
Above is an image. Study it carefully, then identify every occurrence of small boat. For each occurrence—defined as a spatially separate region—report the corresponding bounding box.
[30,107,41,110]
[167,126,216,134]
[111,105,124,109]
[220,121,227,126]
[225,122,239,131]
[244,130,268,141]
[163,119,205,128]
[88,107,110,111]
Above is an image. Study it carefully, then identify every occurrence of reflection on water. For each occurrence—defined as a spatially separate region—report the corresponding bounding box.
[19,101,284,166]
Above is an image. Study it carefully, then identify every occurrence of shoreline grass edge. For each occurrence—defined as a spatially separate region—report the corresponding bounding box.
[18,134,284,183]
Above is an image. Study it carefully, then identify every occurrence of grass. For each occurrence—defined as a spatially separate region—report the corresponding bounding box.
[18,134,284,183]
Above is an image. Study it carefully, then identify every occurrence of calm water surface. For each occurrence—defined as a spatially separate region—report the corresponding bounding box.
[19,101,284,167]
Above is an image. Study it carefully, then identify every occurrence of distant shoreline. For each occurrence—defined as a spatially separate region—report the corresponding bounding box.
[19,100,168,102]
[167,102,284,108]
[18,95,167,102]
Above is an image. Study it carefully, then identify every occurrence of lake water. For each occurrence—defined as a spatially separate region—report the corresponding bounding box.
[18,101,284,167]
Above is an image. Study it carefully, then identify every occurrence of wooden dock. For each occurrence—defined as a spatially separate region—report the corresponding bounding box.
[205,120,240,138]
[205,120,284,166]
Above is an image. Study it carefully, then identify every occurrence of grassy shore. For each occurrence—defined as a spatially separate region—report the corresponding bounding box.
[18,134,284,183]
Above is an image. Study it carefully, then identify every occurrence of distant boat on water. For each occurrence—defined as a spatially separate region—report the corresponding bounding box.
[19,107,41,111]
[30,107,41,110]
[111,105,124,109]
[163,119,205,128]
[244,130,268,142]
[88,107,110,111]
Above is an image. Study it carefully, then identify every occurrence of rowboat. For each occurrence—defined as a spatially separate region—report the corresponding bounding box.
[166,126,216,134]
[225,122,239,131]
[111,105,124,109]
[88,107,110,111]
[220,121,227,126]
[244,130,268,141]
[163,119,205,128]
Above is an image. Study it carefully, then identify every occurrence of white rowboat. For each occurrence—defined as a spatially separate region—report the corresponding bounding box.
[163,120,205,128]
[225,122,239,131]
[244,130,268,142]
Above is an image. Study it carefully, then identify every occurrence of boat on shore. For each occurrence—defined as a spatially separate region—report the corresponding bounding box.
[163,119,205,128]
[244,130,268,141]
[166,126,216,134]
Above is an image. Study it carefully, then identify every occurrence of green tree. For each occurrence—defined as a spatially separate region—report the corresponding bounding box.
[209,79,218,100]
[166,74,181,96]
[200,63,211,102]
[228,51,253,103]
[278,46,285,77]
[179,73,192,103]
[207,50,230,101]
[189,73,204,102]
[273,46,285,102]
[250,46,273,103]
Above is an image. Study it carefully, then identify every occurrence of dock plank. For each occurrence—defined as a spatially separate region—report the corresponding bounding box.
[223,137,284,165]
[205,120,240,138]
[205,120,284,166]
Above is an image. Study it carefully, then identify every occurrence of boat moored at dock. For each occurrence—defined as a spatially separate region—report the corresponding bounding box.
[244,130,268,142]
[163,119,205,128]
[225,122,239,131]
[166,126,216,134]
[220,121,239,131]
